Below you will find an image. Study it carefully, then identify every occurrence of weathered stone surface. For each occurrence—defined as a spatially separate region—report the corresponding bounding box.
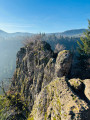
[83,79,90,102]
[10,41,89,120]
[42,58,55,88]
[11,41,54,111]
[55,50,72,77]
[68,78,83,91]
[28,77,89,120]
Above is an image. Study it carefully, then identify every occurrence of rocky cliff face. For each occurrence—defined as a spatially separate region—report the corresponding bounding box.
[12,41,54,111]
[10,41,89,120]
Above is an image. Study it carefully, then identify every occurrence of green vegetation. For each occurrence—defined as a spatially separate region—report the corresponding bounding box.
[27,116,34,120]
[77,20,90,56]
[0,90,29,120]
[77,20,90,69]
[0,95,9,120]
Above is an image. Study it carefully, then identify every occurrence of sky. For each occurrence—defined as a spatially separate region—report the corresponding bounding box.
[0,0,90,33]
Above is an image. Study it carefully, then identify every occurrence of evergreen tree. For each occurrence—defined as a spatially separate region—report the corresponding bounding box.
[77,20,90,57]
[77,20,90,69]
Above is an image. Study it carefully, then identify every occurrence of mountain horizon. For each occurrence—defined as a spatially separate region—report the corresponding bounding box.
[0,28,86,34]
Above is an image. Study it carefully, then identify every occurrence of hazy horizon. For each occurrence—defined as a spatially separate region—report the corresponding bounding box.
[0,28,86,34]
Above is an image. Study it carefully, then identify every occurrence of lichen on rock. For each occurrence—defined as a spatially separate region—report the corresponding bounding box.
[55,50,72,77]
[7,40,90,120]
[29,77,89,120]
[68,78,83,91]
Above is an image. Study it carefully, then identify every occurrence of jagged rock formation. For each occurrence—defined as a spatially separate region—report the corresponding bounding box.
[12,41,54,111]
[10,41,89,120]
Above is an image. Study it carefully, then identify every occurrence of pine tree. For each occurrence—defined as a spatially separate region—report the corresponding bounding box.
[77,20,90,57]
[77,20,90,69]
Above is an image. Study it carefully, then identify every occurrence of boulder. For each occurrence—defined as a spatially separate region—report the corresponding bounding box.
[55,50,72,77]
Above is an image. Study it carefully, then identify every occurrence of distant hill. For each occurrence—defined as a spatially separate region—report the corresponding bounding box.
[0,30,7,34]
[0,30,8,36]
[60,29,86,36]
[48,29,86,37]
[0,28,86,37]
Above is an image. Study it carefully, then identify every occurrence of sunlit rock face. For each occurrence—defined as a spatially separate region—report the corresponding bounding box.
[55,50,72,77]
[11,41,54,111]
[10,41,89,120]
[29,77,89,120]
[84,79,90,102]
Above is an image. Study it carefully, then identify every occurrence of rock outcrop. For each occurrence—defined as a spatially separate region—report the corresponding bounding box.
[29,77,89,120]
[55,50,72,77]
[12,41,54,111]
[9,41,89,120]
